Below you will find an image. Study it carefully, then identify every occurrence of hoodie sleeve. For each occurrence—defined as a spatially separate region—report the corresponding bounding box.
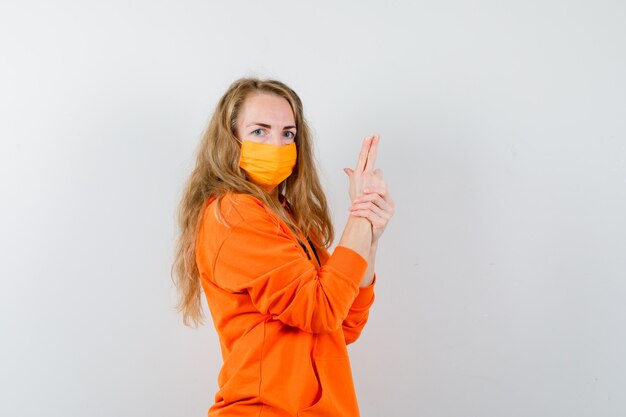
[209,194,368,334]
[341,276,376,345]
[312,242,377,344]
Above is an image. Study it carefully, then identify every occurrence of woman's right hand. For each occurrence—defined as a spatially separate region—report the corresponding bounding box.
[349,185,395,244]
[343,134,394,243]
[343,134,383,201]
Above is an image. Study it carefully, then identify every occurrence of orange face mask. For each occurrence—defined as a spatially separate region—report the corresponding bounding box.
[239,140,297,191]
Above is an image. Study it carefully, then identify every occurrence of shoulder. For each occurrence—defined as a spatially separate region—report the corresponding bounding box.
[197,193,272,256]
[197,193,296,263]
[201,192,275,231]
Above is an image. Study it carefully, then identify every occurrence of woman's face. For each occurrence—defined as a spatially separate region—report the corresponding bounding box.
[236,93,296,146]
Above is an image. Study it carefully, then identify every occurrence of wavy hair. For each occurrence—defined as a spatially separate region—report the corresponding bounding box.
[171,77,334,327]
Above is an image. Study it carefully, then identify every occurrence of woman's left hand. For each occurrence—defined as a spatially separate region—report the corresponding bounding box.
[349,180,395,244]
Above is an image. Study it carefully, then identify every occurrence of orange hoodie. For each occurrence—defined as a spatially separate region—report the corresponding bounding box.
[195,193,376,416]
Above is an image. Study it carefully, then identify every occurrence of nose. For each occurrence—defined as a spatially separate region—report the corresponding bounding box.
[267,132,284,146]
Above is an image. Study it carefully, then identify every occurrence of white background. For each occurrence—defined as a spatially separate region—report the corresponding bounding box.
[1,1,625,416]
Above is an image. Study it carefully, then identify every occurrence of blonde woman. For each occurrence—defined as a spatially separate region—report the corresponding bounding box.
[173,77,394,416]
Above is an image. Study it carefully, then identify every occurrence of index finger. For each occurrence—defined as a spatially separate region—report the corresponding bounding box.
[355,135,373,173]
[364,134,380,172]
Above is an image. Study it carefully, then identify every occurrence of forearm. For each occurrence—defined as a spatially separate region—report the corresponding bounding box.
[360,241,377,287]
[337,216,372,261]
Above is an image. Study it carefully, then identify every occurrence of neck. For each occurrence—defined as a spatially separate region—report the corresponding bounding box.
[268,188,280,204]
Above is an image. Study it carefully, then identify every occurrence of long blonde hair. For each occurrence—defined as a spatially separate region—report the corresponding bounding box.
[171,77,334,327]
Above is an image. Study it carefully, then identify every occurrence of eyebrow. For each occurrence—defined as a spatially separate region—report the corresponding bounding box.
[246,122,296,130]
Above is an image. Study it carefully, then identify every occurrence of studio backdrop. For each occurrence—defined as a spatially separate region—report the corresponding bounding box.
[1,1,625,416]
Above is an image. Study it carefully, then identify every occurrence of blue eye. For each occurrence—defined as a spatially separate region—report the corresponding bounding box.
[252,129,264,136]
[284,131,295,138]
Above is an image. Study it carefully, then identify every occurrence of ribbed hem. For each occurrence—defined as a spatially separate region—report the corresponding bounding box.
[325,245,369,286]
[353,273,376,308]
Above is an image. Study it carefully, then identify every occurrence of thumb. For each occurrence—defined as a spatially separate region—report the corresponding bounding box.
[343,168,354,178]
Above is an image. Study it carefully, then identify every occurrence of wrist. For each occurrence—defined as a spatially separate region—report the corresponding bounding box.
[369,240,378,258]
[339,215,372,260]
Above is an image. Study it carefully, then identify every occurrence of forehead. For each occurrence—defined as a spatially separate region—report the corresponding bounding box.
[238,93,295,125]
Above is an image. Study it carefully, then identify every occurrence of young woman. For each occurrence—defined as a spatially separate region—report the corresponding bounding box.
[173,77,394,416]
